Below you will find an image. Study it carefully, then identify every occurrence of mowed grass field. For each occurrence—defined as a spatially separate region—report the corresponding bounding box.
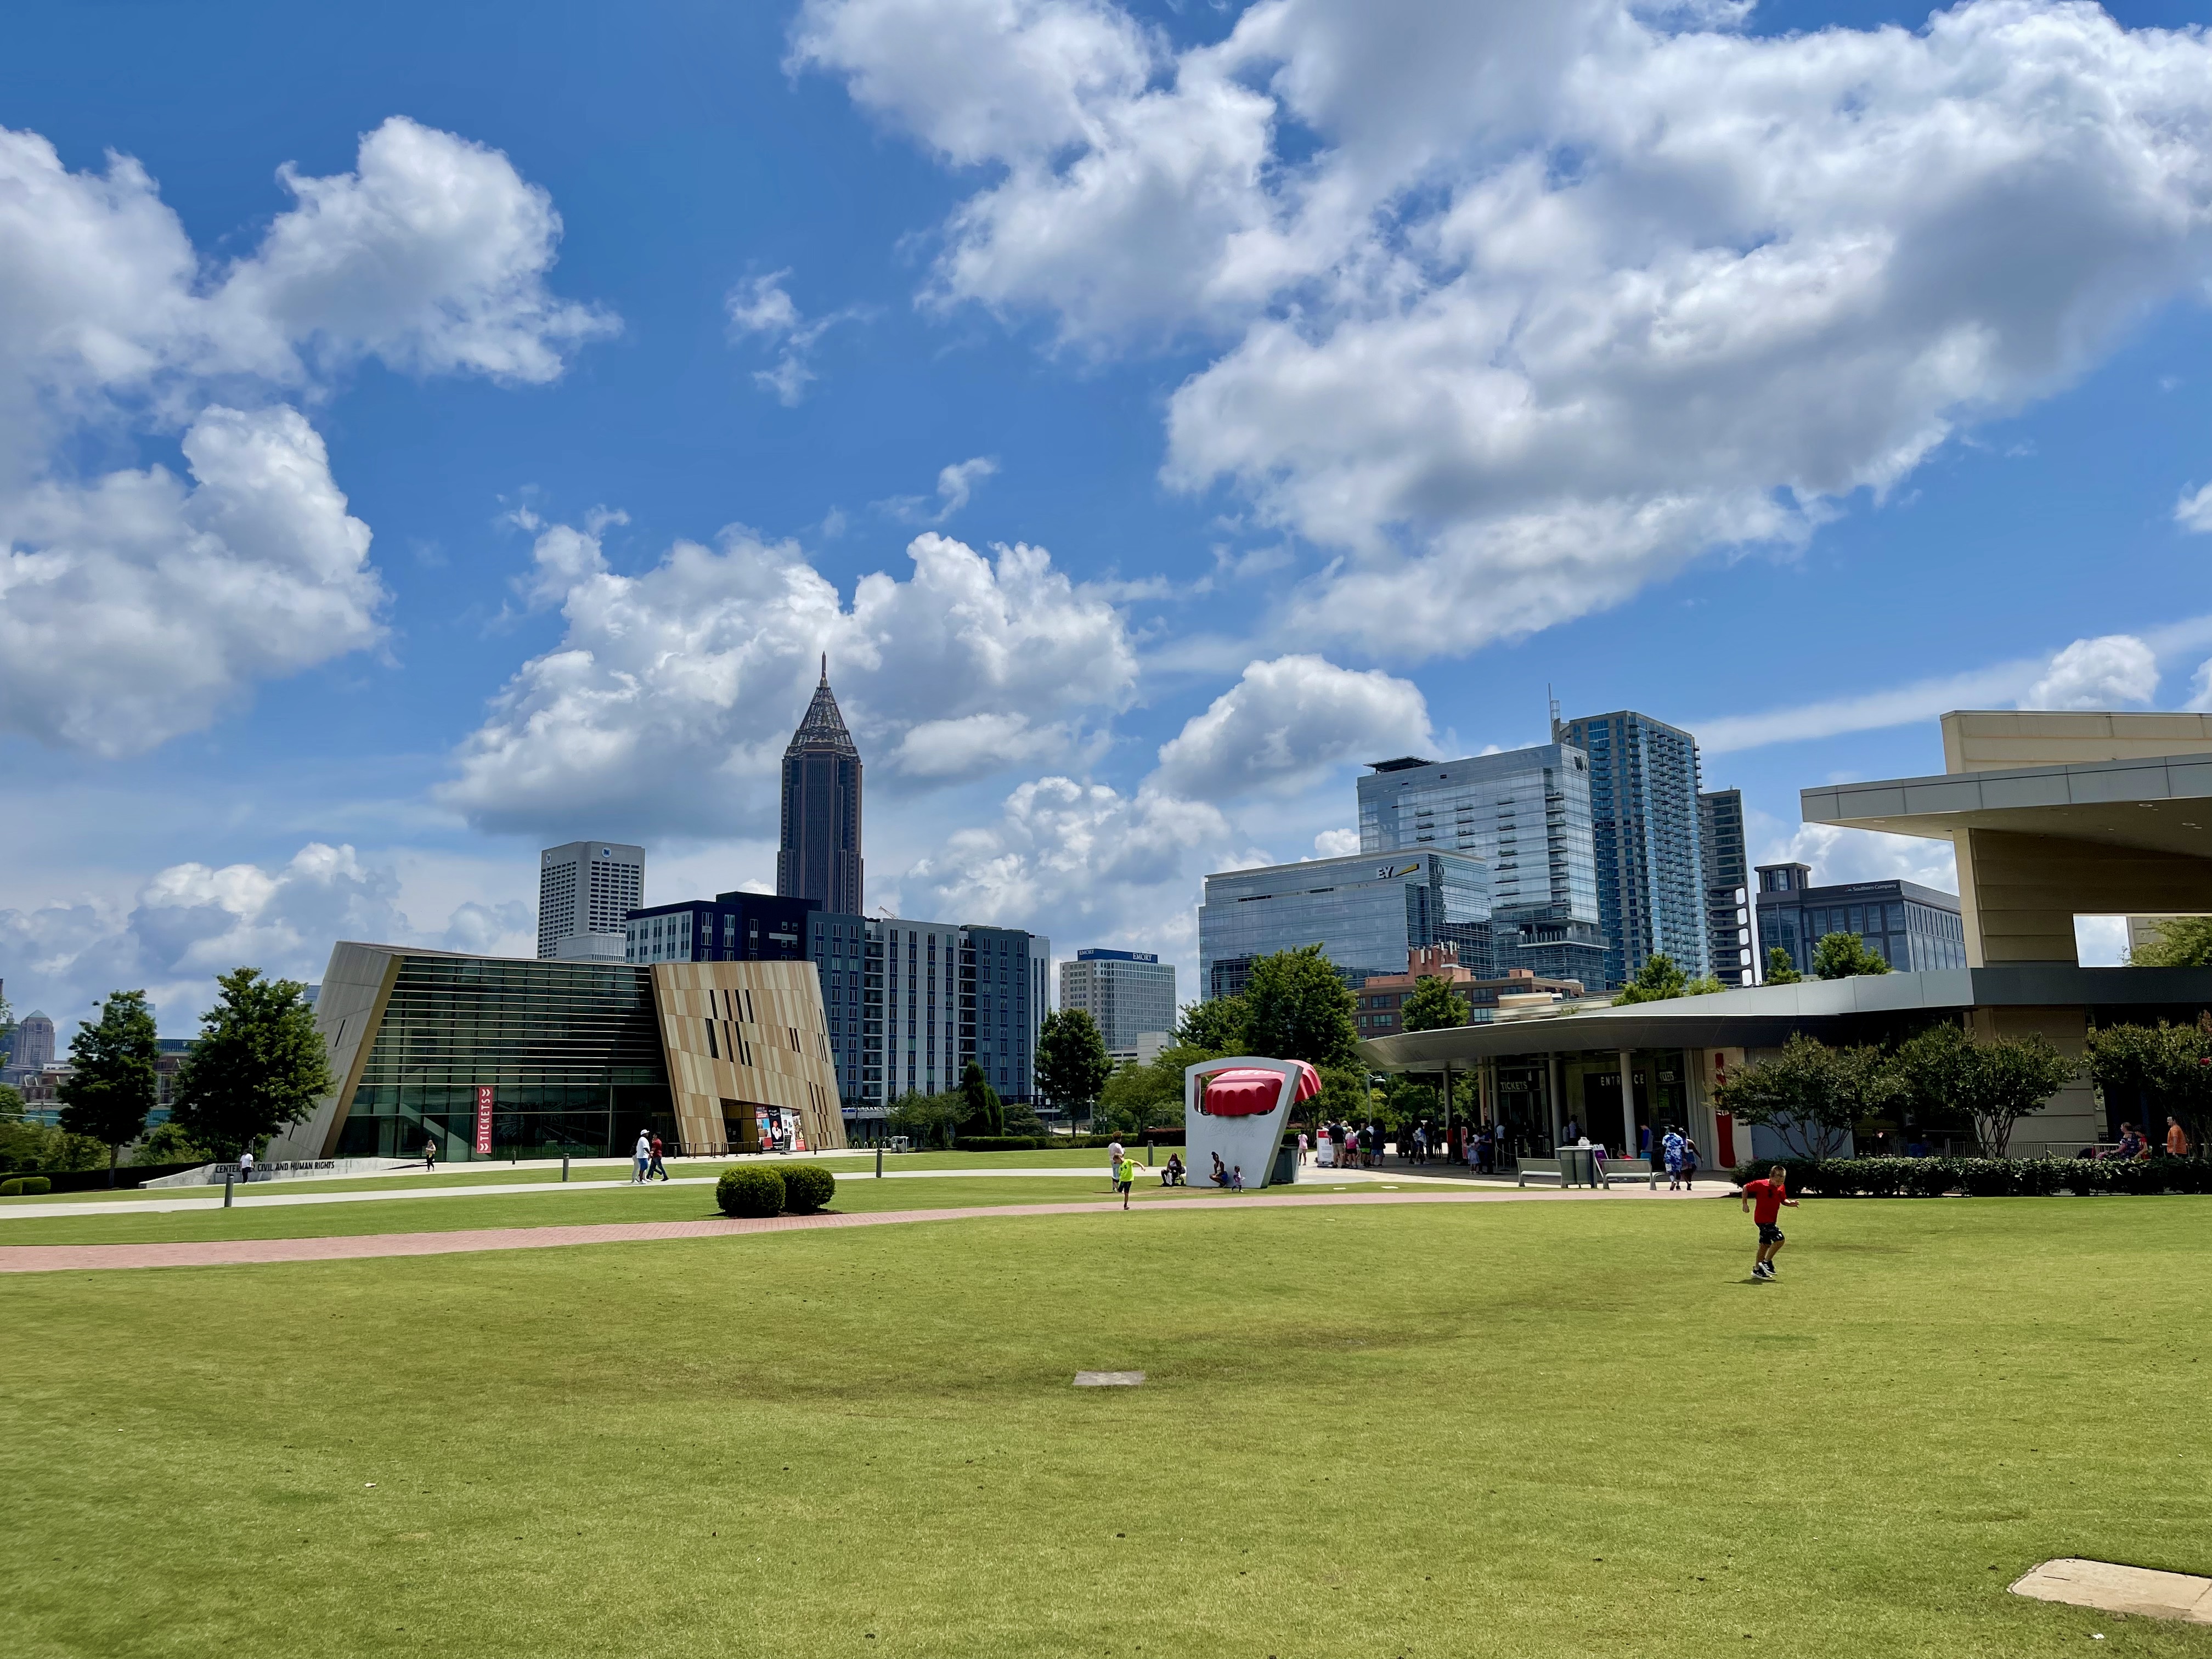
[5,1197,2211,1658]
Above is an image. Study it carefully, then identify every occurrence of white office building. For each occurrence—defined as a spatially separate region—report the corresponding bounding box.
[1059,949,1177,1062]
[538,842,645,961]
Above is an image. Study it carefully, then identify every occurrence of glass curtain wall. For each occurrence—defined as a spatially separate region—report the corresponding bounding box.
[334,955,672,1161]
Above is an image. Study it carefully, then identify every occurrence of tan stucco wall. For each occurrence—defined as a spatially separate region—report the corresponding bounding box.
[1941,710,2212,774]
[651,961,846,1155]
[1955,828,2212,966]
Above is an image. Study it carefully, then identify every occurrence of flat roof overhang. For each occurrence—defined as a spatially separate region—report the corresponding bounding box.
[1801,752,2212,856]
[1355,966,2212,1069]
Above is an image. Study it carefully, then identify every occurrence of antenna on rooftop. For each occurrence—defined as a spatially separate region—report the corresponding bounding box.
[1548,684,1562,739]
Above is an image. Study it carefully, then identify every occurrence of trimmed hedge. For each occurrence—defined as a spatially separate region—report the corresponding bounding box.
[716,1165,785,1218]
[0,1176,52,1197]
[780,1163,836,1214]
[953,1136,1055,1152]
[1728,1155,2212,1197]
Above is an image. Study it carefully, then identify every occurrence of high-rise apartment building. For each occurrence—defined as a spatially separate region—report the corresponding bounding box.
[1554,710,1708,989]
[1199,849,1491,1000]
[538,842,645,961]
[777,659,864,916]
[1059,949,1177,1060]
[855,918,1049,1112]
[1357,745,1607,985]
[1699,788,1753,986]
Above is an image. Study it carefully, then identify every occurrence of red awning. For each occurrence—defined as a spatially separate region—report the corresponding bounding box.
[1198,1062,1322,1116]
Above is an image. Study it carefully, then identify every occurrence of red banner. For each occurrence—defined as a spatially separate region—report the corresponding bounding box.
[475,1085,494,1155]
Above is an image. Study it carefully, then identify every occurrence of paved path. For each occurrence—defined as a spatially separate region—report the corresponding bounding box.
[0,1166,1224,1222]
[0,1184,1715,1273]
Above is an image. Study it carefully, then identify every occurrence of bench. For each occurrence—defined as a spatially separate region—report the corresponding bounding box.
[1599,1158,1657,1189]
[1515,1158,1566,1188]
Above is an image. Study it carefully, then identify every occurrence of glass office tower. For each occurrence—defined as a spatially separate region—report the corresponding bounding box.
[1198,849,1491,1000]
[1754,863,1967,974]
[1356,745,1606,986]
[1555,710,1709,989]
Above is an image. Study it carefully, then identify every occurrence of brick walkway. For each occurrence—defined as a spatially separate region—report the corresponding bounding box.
[0,1184,1711,1273]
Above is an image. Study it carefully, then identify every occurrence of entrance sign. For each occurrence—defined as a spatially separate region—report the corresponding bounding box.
[474,1085,494,1155]
[1184,1056,1321,1189]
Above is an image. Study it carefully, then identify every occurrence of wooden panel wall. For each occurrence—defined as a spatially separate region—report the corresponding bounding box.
[650,961,847,1154]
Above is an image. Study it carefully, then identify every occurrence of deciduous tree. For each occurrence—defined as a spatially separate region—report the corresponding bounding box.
[1615,953,1687,1005]
[1036,1008,1114,1124]
[170,969,332,1161]
[1171,996,1249,1053]
[58,989,159,1182]
[2129,916,2212,968]
[1400,975,1471,1032]
[1763,947,1803,986]
[1242,945,1357,1066]
[1812,932,1892,980]
[1712,1034,1893,1160]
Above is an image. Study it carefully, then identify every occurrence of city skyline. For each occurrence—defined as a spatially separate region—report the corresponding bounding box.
[8,0,2210,1036]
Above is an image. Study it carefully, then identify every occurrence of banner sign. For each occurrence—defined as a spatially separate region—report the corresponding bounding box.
[475,1085,494,1155]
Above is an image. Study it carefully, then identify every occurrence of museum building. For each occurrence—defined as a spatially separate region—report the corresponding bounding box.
[262,943,846,1165]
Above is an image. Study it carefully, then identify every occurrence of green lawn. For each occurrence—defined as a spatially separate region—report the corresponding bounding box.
[0,1170,1273,1246]
[5,1198,2210,1657]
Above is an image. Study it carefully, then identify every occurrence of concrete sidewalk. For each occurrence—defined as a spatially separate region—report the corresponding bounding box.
[0,1183,1722,1272]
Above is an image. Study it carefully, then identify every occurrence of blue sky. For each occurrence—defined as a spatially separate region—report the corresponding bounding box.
[3,0,2210,1033]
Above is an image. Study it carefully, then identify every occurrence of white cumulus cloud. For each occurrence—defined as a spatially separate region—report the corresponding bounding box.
[441,518,1139,834]
[1152,653,1432,800]
[2022,634,2159,711]
[0,116,610,754]
[800,0,2212,656]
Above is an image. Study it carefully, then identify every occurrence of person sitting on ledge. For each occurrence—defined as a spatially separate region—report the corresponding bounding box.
[2111,1124,2146,1161]
[1210,1152,1229,1188]
[1163,1153,1185,1187]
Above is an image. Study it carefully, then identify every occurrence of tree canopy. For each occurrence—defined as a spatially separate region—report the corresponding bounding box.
[1711,1033,1892,1160]
[57,989,159,1175]
[1615,953,1706,1004]
[170,969,332,1161]
[1171,996,1249,1053]
[958,1060,1003,1137]
[1400,975,1471,1032]
[2084,1019,2212,1150]
[1242,945,1357,1066]
[2129,916,2212,968]
[1812,932,1892,980]
[1763,947,1803,986]
[1890,1021,2076,1156]
[1035,1008,1115,1120]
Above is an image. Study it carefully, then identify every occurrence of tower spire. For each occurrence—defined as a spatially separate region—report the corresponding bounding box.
[821,651,828,686]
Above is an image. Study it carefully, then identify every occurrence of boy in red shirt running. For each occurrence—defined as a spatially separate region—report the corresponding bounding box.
[1742,1165,1798,1281]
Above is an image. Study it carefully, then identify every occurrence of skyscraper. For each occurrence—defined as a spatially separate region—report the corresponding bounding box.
[538,842,645,961]
[1199,849,1491,1000]
[1699,788,1753,986]
[1554,709,1708,989]
[778,657,864,916]
[1356,745,1607,985]
[1059,949,1177,1059]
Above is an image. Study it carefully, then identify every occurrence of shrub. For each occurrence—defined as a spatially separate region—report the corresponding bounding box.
[1955,1159,2015,1198]
[1,1176,51,1196]
[953,1136,1051,1152]
[2011,1159,2070,1197]
[715,1165,785,1218]
[779,1163,836,1214]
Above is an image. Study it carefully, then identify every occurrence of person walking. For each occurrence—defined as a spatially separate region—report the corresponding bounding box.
[647,1133,669,1182]
[238,1148,256,1184]
[1106,1136,1125,1192]
[632,1130,652,1184]
[421,1136,436,1173]
[2166,1115,2193,1158]
[1742,1165,1798,1281]
[1661,1127,1688,1190]
[1297,1130,1310,1166]
[1680,1135,1701,1188]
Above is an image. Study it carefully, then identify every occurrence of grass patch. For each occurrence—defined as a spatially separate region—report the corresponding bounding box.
[4,1199,2209,1657]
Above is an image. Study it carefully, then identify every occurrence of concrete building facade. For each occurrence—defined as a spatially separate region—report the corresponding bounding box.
[1700,788,1753,986]
[537,842,644,962]
[1754,862,1967,975]
[1059,949,1177,1060]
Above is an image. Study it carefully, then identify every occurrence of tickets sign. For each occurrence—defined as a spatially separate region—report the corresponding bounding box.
[474,1085,494,1155]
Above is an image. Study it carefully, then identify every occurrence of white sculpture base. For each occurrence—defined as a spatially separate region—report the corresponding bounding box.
[1183,1056,1304,1190]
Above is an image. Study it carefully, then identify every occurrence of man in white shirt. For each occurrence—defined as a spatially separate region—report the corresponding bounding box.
[237,1149,255,1184]
[633,1130,652,1184]
[1105,1137,1124,1192]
